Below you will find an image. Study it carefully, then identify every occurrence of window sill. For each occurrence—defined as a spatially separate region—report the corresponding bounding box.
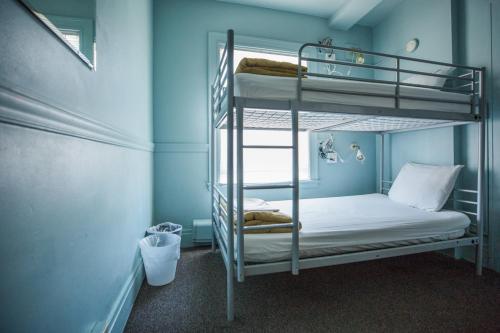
[206,179,320,191]
[299,179,320,188]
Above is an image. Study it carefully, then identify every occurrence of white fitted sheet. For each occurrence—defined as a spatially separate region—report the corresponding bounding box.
[241,194,470,263]
[234,73,471,113]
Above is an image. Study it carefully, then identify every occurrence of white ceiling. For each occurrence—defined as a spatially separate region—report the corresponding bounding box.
[357,0,404,26]
[217,0,348,18]
[217,0,403,30]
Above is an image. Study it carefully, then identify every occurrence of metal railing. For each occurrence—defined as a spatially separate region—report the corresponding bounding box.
[380,180,480,230]
[297,43,484,118]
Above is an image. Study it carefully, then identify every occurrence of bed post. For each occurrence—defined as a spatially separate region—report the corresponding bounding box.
[226,29,235,320]
[291,44,304,275]
[475,67,486,276]
[379,133,384,194]
[236,106,245,282]
[291,106,300,275]
[210,85,216,253]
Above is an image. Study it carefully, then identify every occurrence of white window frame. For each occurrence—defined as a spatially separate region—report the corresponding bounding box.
[47,14,95,65]
[207,32,319,188]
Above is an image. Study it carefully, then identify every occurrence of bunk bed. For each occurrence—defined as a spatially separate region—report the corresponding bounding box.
[210,30,486,321]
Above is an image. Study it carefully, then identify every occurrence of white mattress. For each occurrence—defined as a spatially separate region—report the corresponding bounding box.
[234,73,471,113]
[241,194,470,263]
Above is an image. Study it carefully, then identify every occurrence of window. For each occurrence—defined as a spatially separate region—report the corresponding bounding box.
[60,29,81,51]
[212,37,315,185]
[219,129,310,184]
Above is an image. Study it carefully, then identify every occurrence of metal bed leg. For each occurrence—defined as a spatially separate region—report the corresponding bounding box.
[211,228,217,253]
[476,120,484,276]
[454,247,463,260]
[475,68,486,276]
[227,268,234,321]
[210,84,216,254]
[379,133,384,193]
[225,29,236,320]
[475,121,485,276]
[291,107,300,275]
[236,107,245,282]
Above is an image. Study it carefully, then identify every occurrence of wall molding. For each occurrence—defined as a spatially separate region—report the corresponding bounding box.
[97,260,144,333]
[0,85,154,152]
[155,142,209,153]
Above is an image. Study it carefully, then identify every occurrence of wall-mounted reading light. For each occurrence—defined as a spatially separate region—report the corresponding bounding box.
[350,143,365,162]
[318,37,365,76]
[318,37,341,76]
[320,137,367,164]
[319,134,344,164]
[318,37,334,58]
[353,51,365,64]
[405,38,419,53]
[374,38,420,66]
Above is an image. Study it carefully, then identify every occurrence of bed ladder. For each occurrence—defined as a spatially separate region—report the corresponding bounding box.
[234,106,301,283]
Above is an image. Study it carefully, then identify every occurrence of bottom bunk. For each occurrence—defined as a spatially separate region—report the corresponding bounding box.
[241,193,471,263]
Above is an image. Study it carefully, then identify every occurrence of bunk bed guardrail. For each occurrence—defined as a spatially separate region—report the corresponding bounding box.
[297,43,483,118]
[381,180,481,230]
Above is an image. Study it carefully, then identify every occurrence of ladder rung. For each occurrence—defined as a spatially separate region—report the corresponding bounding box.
[243,145,293,149]
[457,210,477,216]
[243,223,294,231]
[453,199,477,205]
[243,184,294,190]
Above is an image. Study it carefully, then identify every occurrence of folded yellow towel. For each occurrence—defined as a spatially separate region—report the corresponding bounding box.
[217,198,301,233]
[244,211,291,223]
[238,211,302,234]
[236,58,307,77]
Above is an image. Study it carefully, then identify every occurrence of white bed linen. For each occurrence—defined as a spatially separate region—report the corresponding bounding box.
[241,194,470,262]
[234,73,471,113]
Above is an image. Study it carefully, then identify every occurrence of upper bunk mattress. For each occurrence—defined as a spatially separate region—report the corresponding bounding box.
[234,73,471,113]
[242,193,470,263]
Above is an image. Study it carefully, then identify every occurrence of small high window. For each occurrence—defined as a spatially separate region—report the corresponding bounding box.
[60,29,81,51]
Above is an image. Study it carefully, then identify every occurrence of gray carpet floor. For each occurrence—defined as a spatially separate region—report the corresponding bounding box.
[125,248,500,333]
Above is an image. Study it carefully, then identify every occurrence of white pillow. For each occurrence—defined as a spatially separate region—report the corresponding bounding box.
[403,67,453,88]
[388,162,463,211]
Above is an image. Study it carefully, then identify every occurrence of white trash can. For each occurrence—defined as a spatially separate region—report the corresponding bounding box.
[140,234,181,286]
[147,222,183,237]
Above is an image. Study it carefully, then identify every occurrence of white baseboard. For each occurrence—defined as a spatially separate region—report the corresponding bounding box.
[94,260,145,333]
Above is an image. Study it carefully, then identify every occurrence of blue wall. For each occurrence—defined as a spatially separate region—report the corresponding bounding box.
[373,0,499,271]
[153,0,376,246]
[0,0,153,332]
[373,0,454,81]
[373,0,456,178]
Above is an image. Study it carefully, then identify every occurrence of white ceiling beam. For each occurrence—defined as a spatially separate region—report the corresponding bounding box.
[329,0,384,30]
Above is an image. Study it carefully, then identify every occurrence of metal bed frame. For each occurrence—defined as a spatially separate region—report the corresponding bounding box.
[210,30,486,321]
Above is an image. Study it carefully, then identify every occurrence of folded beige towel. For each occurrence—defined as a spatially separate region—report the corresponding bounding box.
[236,57,307,77]
[237,211,302,234]
[218,197,301,234]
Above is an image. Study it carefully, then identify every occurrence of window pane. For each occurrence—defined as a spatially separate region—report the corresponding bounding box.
[61,29,81,50]
[219,130,310,184]
[216,46,310,184]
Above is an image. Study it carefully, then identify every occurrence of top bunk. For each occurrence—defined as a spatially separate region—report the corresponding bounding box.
[212,30,485,133]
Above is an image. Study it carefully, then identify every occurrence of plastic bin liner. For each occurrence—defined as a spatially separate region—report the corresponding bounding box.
[140,234,181,286]
[147,222,183,237]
